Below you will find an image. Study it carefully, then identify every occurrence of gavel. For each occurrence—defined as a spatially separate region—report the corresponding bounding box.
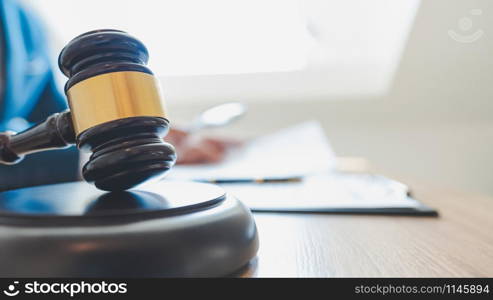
[0,29,176,191]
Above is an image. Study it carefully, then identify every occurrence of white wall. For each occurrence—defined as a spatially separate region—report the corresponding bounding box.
[168,0,493,196]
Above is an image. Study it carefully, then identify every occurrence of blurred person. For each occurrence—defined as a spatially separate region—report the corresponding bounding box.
[166,128,239,165]
[0,0,232,191]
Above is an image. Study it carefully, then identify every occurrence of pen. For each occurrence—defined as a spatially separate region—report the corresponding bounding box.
[198,176,303,184]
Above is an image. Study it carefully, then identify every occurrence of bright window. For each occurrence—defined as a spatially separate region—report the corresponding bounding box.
[23,0,420,102]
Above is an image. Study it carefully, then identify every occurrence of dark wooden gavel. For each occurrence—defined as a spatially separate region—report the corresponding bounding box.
[0,29,176,191]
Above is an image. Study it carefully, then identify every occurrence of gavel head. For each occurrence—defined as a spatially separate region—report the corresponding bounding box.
[58,29,176,191]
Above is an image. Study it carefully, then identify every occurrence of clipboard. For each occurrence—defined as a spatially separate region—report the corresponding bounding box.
[218,174,439,217]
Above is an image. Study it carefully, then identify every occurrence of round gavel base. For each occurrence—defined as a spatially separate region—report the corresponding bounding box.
[0,181,258,277]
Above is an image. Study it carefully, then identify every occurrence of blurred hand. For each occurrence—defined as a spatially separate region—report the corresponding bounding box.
[165,128,240,165]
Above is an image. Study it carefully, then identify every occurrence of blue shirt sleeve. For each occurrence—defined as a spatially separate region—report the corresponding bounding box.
[0,0,79,190]
[0,0,67,132]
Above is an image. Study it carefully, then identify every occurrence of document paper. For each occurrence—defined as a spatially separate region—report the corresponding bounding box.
[169,121,336,181]
[166,121,432,213]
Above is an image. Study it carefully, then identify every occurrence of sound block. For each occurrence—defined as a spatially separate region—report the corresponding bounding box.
[0,181,258,277]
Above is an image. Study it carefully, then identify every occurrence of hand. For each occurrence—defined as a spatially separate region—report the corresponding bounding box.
[165,128,239,165]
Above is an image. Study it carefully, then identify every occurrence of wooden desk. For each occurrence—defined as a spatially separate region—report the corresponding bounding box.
[241,160,493,277]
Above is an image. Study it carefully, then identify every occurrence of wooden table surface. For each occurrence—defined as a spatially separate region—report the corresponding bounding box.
[240,159,493,277]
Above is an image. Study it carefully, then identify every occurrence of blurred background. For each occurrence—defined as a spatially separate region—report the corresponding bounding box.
[22,0,492,195]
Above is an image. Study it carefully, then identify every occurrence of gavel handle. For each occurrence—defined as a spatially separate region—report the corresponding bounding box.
[0,111,76,165]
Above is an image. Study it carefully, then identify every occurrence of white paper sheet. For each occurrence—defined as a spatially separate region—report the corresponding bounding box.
[221,174,421,210]
[168,121,336,181]
[165,121,428,212]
